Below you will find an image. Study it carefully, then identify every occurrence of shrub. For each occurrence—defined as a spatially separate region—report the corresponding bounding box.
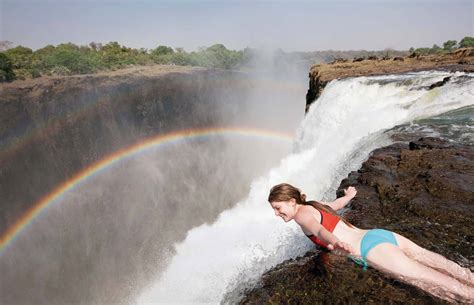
[0,52,16,82]
[459,36,474,48]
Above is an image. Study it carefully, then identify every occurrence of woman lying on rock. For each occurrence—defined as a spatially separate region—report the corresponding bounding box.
[268,183,473,303]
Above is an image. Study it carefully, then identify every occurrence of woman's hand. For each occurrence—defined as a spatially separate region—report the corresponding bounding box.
[327,241,355,256]
[344,186,357,199]
[327,186,358,210]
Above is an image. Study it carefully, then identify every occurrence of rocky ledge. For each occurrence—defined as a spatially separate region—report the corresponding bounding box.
[240,137,473,304]
[306,48,474,112]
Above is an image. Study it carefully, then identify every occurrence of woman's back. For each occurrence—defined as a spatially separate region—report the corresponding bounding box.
[297,204,367,256]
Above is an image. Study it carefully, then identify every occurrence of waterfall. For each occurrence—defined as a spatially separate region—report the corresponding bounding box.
[137,71,474,304]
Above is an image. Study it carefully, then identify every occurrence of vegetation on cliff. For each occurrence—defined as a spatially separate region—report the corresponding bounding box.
[0,36,472,82]
[0,42,247,81]
[409,36,474,56]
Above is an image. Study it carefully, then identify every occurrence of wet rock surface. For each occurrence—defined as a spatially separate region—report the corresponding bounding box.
[240,137,473,304]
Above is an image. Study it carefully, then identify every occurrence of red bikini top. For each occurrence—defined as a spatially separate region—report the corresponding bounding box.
[305,205,340,248]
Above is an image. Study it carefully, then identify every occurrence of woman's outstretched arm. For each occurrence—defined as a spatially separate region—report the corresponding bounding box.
[325,186,357,211]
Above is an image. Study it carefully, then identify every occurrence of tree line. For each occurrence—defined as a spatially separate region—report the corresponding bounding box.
[0,42,250,82]
[409,37,474,56]
[0,37,473,82]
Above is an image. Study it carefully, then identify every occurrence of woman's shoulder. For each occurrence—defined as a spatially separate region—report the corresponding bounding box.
[295,204,321,222]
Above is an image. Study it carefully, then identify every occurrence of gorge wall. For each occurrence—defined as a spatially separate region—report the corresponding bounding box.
[0,65,253,237]
[0,64,308,305]
[1,64,299,305]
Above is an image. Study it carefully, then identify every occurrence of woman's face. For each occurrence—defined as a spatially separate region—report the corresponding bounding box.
[269,198,297,222]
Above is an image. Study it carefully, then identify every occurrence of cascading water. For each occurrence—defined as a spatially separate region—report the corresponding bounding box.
[136,71,474,304]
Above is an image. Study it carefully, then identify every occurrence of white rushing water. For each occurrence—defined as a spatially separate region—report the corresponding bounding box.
[136,71,474,304]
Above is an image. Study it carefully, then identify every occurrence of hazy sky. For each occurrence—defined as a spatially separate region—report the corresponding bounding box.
[1,0,472,52]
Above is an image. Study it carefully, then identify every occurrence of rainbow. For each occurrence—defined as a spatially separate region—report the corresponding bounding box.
[0,126,293,254]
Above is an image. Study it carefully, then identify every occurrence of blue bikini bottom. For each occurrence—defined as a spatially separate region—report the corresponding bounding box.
[349,229,398,270]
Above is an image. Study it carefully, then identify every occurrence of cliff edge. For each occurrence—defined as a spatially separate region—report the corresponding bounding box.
[306,48,474,112]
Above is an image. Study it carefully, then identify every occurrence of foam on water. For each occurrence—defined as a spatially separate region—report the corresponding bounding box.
[136,71,474,304]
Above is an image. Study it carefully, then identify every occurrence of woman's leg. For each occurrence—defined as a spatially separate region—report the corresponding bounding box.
[366,243,474,303]
[394,233,473,285]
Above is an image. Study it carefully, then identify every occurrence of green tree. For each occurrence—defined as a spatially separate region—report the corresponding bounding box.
[98,41,145,68]
[198,44,242,69]
[442,40,457,51]
[35,45,56,57]
[44,43,99,74]
[430,44,442,54]
[151,45,174,56]
[150,45,175,64]
[33,45,56,73]
[0,40,262,81]
[459,36,474,48]
[414,47,431,55]
[0,52,16,81]
[171,52,192,65]
[4,46,33,69]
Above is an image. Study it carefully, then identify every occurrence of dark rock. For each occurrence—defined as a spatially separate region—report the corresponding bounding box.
[240,137,473,304]
[331,58,349,64]
[408,137,453,150]
[426,76,451,90]
[393,56,405,61]
[305,70,329,113]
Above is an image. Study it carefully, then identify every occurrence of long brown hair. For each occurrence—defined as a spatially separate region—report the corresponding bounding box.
[267,182,353,227]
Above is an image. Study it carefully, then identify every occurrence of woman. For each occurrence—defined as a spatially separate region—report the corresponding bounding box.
[268,183,473,302]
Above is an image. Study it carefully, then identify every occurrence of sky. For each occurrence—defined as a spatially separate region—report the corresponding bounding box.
[1,0,473,52]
